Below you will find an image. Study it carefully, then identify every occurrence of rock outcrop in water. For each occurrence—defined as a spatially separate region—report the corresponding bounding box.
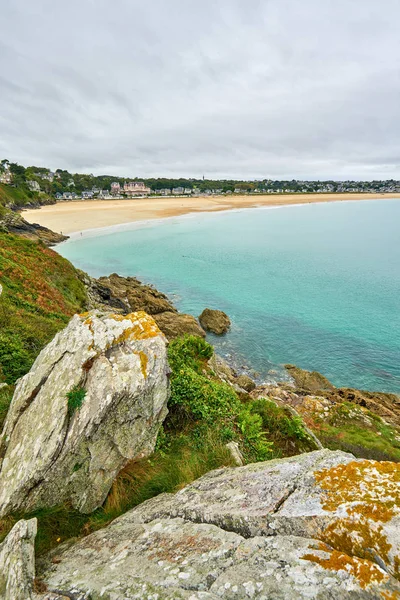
[0,311,169,516]
[12,449,399,599]
[285,364,335,393]
[199,308,231,335]
[81,272,206,340]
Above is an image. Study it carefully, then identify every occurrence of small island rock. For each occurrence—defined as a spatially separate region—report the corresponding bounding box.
[199,308,231,335]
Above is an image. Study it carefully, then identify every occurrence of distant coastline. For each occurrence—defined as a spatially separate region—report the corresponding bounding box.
[23,192,400,235]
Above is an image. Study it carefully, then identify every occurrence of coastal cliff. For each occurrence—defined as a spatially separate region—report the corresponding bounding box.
[0,229,399,598]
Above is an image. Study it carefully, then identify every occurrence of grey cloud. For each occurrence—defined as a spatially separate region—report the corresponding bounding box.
[0,0,399,179]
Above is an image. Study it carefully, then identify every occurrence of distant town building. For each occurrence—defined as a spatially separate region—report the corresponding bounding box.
[62,192,73,200]
[38,171,54,182]
[82,190,94,199]
[172,187,184,195]
[111,182,121,195]
[27,180,41,192]
[123,181,151,196]
[55,192,63,200]
[0,170,12,184]
[0,173,11,184]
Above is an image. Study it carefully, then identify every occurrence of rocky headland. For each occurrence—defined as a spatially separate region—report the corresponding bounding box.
[0,226,399,599]
[0,211,67,246]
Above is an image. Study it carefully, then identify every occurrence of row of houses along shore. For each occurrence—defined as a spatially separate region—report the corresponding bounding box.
[56,182,219,200]
[2,165,400,199]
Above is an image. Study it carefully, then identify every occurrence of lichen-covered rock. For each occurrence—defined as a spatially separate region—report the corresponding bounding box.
[153,310,206,340]
[0,518,37,600]
[199,308,231,335]
[37,492,400,599]
[122,449,400,580]
[0,311,169,516]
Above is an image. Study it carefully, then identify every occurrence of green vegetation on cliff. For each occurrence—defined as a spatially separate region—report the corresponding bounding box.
[0,233,87,384]
[0,183,52,216]
[317,402,400,462]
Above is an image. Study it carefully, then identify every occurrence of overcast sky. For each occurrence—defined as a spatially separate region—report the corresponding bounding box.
[1,0,399,180]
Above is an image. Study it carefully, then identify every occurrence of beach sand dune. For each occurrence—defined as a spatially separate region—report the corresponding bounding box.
[23,193,398,235]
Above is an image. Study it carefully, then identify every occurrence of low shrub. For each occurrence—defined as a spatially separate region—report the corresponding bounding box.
[249,398,315,456]
[167,336,274,462]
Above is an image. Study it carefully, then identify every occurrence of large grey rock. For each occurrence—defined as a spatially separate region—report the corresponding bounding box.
[5,449,397,599]
[0,311,169,516]
[0,518,37,600]
[38,512,400,599]
[122,449,400,580]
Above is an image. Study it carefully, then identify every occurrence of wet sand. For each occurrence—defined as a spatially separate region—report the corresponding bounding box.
[23,193,399,235]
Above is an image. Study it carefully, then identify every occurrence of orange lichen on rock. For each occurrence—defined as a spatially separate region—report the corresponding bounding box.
[134,351,148,379]
[112,312,162,344]
[319,518,392,572]
[314,460,400,520]
[313,459,400,580]
[381,591,400,599]
[81,312,162,348]
[302,548,388,589]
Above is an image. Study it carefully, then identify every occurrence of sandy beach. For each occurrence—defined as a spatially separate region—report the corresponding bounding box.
[23,192,399,235]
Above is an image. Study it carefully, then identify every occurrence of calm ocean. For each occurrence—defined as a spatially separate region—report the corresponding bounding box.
[58,199,400,393]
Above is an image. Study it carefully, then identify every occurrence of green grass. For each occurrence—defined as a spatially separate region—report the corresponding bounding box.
[314,402,400,462]
[0,385,13,431]
[67,386,86,416]
[0,182,35,208]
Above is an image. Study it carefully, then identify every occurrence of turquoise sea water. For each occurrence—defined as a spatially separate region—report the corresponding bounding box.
[58,199,400,393]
